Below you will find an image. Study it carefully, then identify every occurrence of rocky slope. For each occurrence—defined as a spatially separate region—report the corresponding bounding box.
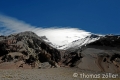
[0,31,61,69]
[62,35,120,73]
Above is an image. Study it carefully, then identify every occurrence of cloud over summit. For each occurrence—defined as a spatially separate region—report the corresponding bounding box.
[0,14,91,45]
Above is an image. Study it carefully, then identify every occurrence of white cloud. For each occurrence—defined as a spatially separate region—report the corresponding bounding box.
[0,14,91,45]
[0,14,35,35]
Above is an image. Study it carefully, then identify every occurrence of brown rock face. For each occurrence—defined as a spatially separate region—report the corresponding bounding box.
[0,31,61,69]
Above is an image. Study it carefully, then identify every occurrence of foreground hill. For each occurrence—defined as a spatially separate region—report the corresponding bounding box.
[0,31,61,69]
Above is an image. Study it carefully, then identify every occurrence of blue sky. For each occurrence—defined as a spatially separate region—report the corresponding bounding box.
[0,0,120,34]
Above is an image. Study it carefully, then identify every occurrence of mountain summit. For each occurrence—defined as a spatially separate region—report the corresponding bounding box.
[44,34,103,50]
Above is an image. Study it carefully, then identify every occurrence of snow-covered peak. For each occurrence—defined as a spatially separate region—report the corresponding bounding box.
[42,33,104,50]
[63,34,103,50]
[37,28,91,49]
[38,28,91,46]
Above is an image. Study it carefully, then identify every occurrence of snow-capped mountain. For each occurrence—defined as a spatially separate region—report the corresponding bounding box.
[63,34,103,50]
[42,34,104,50]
